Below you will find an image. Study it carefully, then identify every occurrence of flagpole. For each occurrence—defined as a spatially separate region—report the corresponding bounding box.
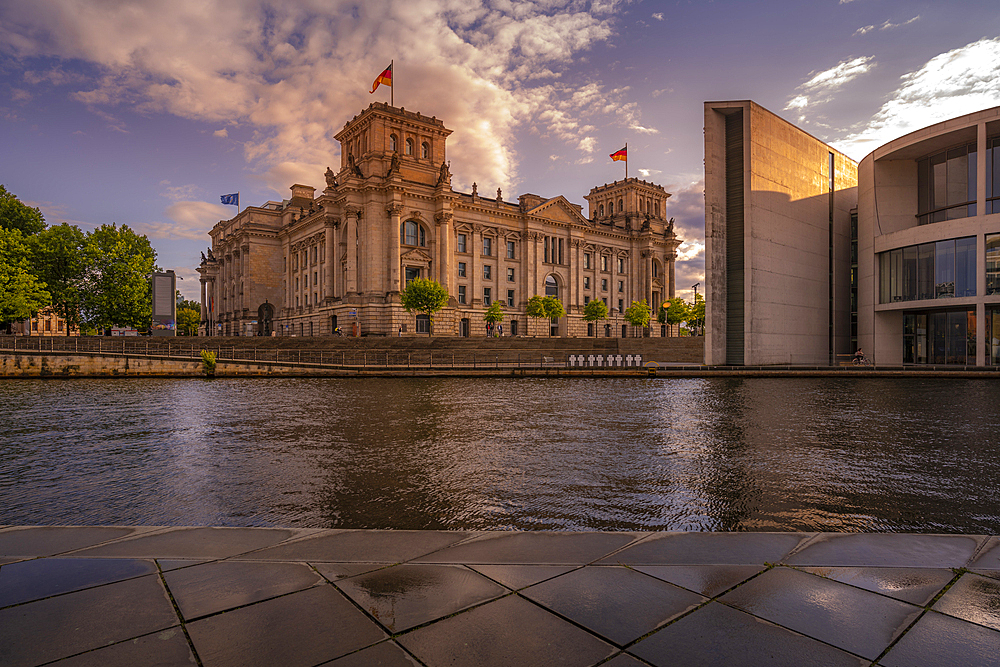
[390,60,394,107]
[625,142,628,179]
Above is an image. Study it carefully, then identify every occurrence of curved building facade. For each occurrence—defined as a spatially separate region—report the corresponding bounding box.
[858,106,1000,366]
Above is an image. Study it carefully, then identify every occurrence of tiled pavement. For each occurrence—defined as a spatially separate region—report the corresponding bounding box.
[2,528,1000,666]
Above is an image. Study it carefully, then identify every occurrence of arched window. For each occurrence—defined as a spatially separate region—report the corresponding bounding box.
[639,199,644,212]
[405,138,414,155]
[599,204,605,217]
[421,142,429,159]
[618,198,624,212]
[390,134,398,152]
[647,198,652,213]
[545,275,558,298]
[654,200,660,217]
[403,220,418,245]
[609,201,614,215]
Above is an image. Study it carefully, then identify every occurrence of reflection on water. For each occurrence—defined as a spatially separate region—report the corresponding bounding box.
[1,377,998,532]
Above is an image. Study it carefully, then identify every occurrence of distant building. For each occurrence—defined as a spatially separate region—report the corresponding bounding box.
[704,101,858,365]
[198,103,682,337]
[11,307,77,337]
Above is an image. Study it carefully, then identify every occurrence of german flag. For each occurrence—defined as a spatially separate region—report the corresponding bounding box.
[610,146,627,162]
[370,63,393,94]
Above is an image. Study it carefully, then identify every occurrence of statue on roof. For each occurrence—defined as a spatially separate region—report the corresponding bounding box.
[496,187,503,202]
[437,160,452,186]
[347,153,363,178]
[387,152,400,178]
[471,182,478,197]
[200,251,206,263]
[666,217,675,235]
[325,167,338,189]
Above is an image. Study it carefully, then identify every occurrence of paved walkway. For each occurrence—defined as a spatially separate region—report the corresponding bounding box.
[2,527,1000,666]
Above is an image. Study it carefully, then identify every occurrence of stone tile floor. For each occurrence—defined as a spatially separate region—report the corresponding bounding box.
[1,527,1000,666]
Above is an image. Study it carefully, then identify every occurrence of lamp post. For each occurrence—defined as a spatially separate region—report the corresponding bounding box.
[692,283,700,336]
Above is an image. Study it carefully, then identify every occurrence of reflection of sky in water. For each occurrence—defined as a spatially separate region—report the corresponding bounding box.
[1,377,998,532]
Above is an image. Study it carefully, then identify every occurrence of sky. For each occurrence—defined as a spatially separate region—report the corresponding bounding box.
[2,0,1000,302]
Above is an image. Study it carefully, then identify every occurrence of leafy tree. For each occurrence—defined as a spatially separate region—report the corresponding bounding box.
[177,297,200,312]
[0,227,50,324]
[623,298,650,337]
[399,277,448,333]
[27,223,88,332]
[0,185,46,236]
[687,293,705,336]
[483,300,504,328]
[177,308,200,336]
[582,298,608,336]
[525,295,547,336]
[81,224,157,332]
[659,297,688,337]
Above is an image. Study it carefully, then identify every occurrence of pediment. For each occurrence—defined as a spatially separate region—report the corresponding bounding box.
[528,196,589,226]
[401,248,433,263]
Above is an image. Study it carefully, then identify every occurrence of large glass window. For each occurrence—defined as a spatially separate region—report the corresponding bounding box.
[988,306,1000,365]
[918,142,976,224]
[988,137,1000,214]
[880,236,976,303]
[483,237,492,256]
[904,309,976,365]
[987,234,1000,295]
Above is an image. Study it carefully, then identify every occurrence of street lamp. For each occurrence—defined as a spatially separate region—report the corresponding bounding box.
[692,283,701,336]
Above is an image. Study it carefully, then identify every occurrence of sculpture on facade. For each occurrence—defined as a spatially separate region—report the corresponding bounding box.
[436,161,451,186]
[387,152,400,178]
[666,217,675,235]
[347,153,363,178]
[325,167,338,189]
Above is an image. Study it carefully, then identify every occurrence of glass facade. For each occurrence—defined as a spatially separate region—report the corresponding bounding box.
[988,306,1000,366]
[917,142,976,224]
[988,234,1000,295]
[988,136,1000,215]
[880,237,976,303]
[903,309,976,365]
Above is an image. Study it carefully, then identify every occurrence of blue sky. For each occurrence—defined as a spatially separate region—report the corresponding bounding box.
[2,0,999,301]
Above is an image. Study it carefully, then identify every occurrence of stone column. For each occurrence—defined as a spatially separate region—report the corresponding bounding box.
[435,212,453,292]
[470,224,481,305]
[324,222,335,300]
[345,206,360,295]
[526,231,540,297]
[200,279,207,321]
[387,204,403,294]
[668,252,676,298]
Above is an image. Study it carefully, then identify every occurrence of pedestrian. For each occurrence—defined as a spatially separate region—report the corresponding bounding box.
[498,324,503,337]
[398,325,402,337]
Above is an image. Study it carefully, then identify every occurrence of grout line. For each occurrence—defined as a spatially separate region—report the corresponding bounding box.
[156,562,205,667]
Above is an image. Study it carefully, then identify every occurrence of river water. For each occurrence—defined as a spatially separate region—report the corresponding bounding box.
[1,377,998,532]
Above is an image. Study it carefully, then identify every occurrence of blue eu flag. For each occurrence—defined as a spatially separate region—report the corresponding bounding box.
[220,193,239,206]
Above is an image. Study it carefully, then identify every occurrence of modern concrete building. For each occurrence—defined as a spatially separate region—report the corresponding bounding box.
[858,105,1000,366]
[704,101,858,365]
[197,103,682,337]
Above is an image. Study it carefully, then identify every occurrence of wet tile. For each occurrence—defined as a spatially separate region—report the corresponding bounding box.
[597,532,808,566]
[320,640,420,666]
[0,574,179,667]
[69,527,301,559]
[47,627,196,666]
[186,585,386,667]
[719,567,919,659]
[0,557,157,607]
[0,526,144,558]
[522,565,706,646]
[244,530,471,563]
[880,611,1000,667]
[467,564,578,590]
[798,566,954,606]
[970,537,1000,570]
[314,562,391,581]
[932,572,1000,631]
[785,533,983,568]
[601,654,650,667]
[156,559,210,572]
[0,558,18,566]
[411,531,639,564]
[163,560,322,620]
[335,564,507,633]
[632,565,765,598]
[397,594,615,667]
[629,601,867,667]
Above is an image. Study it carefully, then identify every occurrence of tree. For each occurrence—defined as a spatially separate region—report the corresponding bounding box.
[0,227,50,325]
[81,224,157,332]
[483,300,504,336]
[687,293,705,336]
[0,185,46,236]
[27,223,88,332]
[582,298,608,336]
[623,298,650,337]
[399,277,448,333]
[659,297,688,337]
[526,295,547,336]
[177,297,200,312]
[176,308,199,335]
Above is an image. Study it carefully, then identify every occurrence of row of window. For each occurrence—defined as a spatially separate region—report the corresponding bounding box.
[917,136,1000,224]
[285,246,320,273]
[879,236,980,303]
[389,134,430,159]
[596,198,662,218]
[456,286,515,307]
[901,306,1000,365]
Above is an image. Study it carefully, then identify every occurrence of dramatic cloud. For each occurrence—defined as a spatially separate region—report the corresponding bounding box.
[0,0,630,196]
[137,200,231,241]
[785,56,875,115]
[664,179,705,299]
[835,37,1000,159]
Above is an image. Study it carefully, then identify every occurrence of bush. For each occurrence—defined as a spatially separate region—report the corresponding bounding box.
[200,349,217,375]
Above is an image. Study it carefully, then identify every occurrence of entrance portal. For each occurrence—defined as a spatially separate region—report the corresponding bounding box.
[257,302,274,336]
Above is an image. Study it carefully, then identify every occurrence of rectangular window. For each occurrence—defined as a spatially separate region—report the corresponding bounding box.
[507,267,515,282]
[483,288,491,306]
[618,280,624,293]
[313,271,318,287]
[988,306,1000,365]
[879,236,976,303]
[584,253,591,269]
[918,142,977,224]
[507,241,515,259]
[601,278,608,291]
[507,289,515,307]
[483,237,492,256]
[584,277,590,289]
[935,239,956,298]
[988,137,1000,214]
[558,238,563,265]
[618,299,624,313]
[544,237,549,263]
[457,233,467,253]
[484,265,492,280]
[988,234,1000,295]
[405,267,420,285]
[283,256,287,272]
[601,255,608,271]
[584,295,590,305]
[955,236,977,297]
[458,285,467,304]
[458,262,466,277]
[617,257,625,273]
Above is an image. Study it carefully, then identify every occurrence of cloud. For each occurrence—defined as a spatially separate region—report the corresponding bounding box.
[160,184,201,201]
[784,55,875,114]
[0,0,628,195]
[136,200,230,240]
[663,178,705,298]
[213,128,228,138]
[854,15,919,37]
[11,88,31,102]
[652,13,663,21]
[834,37,1000,160]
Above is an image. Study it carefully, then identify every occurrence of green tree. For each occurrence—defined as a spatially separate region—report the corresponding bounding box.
[177,297,200,312]
[399,277,449,333]
[582,298,608,336]
[525,295,547,336]
[0,227,50,324]
[687,293,705,336]
[177,307,200,336]
[27,223,88,332]
[623,298,650,337]
[483,300,504,335]
[81,224,157,332]
[659,297,689,337]
[0,185,46,236]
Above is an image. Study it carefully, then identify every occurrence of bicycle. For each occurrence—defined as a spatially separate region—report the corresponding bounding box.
[852,355,873,366]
